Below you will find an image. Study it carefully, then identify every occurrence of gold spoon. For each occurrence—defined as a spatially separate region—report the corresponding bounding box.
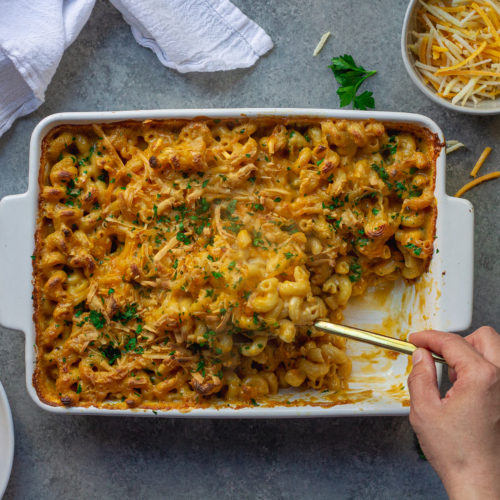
[314,321,447,365]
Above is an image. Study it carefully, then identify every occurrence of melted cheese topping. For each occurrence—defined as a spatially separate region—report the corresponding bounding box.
[33,118,438,410]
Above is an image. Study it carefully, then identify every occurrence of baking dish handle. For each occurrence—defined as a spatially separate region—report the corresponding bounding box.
[438,195,474,332]
[0,192,33,332]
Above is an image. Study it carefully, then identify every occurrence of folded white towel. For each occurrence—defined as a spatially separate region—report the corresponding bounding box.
[110,0,273,73]
[0,0,273,138]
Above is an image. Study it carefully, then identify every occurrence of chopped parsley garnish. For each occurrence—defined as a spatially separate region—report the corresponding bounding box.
[252,231,265,247]
[348,262,362,282]
[409,186,423,198]
[197,198,210,214]
[323,197,344,210]
[395,181,407,198]
[113,303,139,325]
[176,231,191,245]
[356,237,370,247]
[382,137,397,155]
[226,200,237,214]
[225,222,241,234]
[285,252,296,260]
[100,344,121,365]
[405,243,422,256]
[89,310,106,329]
[371,163,392,189]
[196,359,206,376]
[124,337,137,352]
[280,223,299,234]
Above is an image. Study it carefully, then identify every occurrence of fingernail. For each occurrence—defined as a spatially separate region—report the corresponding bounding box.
[413,349,423,364]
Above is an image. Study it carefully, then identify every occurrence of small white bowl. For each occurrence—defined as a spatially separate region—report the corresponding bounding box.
[0,382,14,497]
[401,0,500,115]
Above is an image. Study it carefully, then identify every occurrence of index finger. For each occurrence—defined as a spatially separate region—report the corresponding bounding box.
[408,330,485,374]
[465,326,500,367]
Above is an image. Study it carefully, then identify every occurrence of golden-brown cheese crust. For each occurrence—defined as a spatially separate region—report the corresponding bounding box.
[32,118,440,410]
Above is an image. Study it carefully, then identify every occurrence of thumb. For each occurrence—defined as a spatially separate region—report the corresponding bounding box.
[408,348,441,408]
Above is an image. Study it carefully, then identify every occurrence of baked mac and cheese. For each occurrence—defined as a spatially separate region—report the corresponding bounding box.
[33,117,439,410]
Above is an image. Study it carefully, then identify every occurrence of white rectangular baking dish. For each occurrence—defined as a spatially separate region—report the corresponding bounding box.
[0,108,474,417]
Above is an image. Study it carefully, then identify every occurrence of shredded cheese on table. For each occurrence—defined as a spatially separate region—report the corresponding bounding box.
[445,139,466,153]
[409,0,500,106]
[455,171,500,196]
[313,32,331,56]
[470,146,492,176]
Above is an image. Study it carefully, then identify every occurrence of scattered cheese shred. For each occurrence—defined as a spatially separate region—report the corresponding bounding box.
[313,32,331,56]
[410,0,500,107]
[446,139,466,153]
[455,171,500,196]
[470,146,492,176]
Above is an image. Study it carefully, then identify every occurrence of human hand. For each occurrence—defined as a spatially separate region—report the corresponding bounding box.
[407,327,500,500]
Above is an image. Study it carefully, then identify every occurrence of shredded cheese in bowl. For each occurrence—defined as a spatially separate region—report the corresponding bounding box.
[409,0,500,107]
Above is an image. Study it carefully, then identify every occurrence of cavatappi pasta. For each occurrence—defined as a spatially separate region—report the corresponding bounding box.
[33,118,439,410]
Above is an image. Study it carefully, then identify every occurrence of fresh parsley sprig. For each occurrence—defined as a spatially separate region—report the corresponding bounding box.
[328,55,377,110]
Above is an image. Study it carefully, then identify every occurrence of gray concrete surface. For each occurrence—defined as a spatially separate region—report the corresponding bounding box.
[0,0,498,498]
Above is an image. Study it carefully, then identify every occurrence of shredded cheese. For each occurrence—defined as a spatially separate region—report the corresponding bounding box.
[410,0,500,106]
[470,146,492,176]
[455,171,500,196]
[446,139,466,153]
[435,41,487,72]
[313,31,331,56]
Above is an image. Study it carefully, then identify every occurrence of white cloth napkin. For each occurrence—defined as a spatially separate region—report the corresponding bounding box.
[0,0,95,138]
[110,0,273,73]
[0,0,273,138]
